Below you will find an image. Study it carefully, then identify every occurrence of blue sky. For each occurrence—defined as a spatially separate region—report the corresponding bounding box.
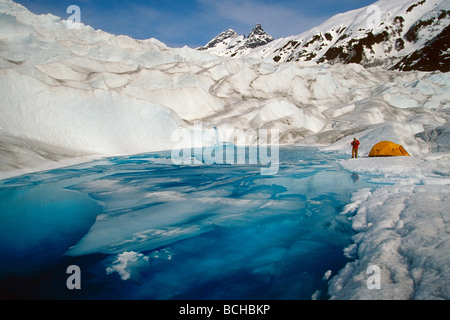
[14,0,377,48]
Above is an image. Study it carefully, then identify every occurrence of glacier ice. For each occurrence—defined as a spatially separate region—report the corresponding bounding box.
[0,0,449,300]
[0,147,367,299]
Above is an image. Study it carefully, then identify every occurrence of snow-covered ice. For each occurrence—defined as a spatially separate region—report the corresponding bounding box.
[0,0,449,300]
[328,153,450,299]
[1,0,449,179]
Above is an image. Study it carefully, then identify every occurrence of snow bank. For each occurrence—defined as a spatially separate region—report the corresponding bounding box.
[330,184,450,300]
[329,153,450,299]
[0,68,184,155]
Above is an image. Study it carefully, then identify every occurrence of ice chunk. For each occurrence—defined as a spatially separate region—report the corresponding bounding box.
[416,123,450,152]
[106,251,150,281]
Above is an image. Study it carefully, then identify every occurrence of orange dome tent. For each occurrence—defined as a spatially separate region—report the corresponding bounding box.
[368,141,410,157]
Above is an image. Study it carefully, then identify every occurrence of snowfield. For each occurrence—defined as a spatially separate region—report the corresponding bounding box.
[1,0,449,299]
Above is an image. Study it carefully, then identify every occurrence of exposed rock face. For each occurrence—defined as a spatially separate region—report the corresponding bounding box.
[197,24,274,57]
[198,0,450,72]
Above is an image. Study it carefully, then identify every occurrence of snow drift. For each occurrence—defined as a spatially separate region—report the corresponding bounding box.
[330,154,450,299]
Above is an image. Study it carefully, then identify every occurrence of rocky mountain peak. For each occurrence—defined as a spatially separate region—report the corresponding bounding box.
[248,24,265,37]
[197,24,274,55]
[197,29,239,51]
[197,0,450,72]
[245,24,274,48]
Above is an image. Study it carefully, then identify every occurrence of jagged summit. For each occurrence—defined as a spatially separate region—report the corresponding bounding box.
[197,29,239,51]
[197,0,449,72]
[245,24,274,48]
[197,24,274,56]
[247,24,267,37]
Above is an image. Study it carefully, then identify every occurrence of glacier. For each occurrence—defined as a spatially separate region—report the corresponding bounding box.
[0,0,450,300]
[0,147,370,299]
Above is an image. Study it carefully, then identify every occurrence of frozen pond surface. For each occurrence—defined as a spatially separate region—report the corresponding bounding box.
[0,147,373,299]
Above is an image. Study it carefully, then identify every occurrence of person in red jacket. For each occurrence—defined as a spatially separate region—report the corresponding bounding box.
[351,138,360,158]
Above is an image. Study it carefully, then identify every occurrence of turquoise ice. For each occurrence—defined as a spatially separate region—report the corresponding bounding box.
[0,147,370,299]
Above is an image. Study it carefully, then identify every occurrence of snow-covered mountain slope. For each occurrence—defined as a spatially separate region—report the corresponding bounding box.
[197,24,274,56]
[199,0,450,72]
[0,0,449,180]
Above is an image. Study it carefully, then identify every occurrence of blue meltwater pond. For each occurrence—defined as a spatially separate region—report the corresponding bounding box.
[0,146,370,299]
